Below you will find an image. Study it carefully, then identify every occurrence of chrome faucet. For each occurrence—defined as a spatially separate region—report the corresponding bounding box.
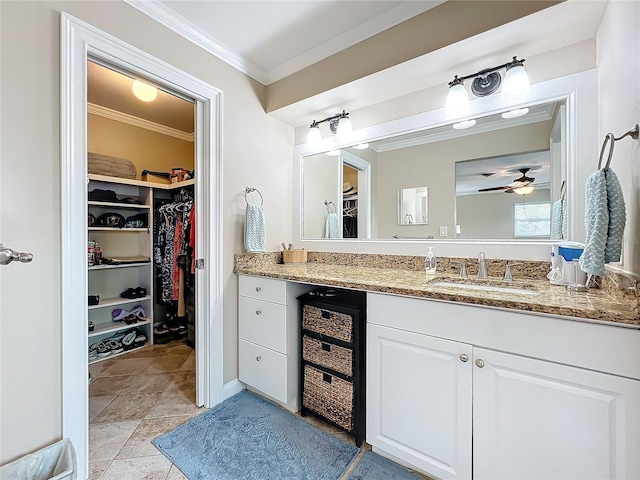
[503,262,523,282]
[477,252,488,279]
[451,260,467,278]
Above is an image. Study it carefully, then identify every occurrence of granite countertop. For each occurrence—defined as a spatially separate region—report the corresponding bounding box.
[234,259,639,328]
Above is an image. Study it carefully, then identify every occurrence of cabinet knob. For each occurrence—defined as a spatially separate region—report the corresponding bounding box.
[256,356,262,362]
[255,310,262,316]
[459,354,469,362]
[475,359,485,368]
[255,286,262,292]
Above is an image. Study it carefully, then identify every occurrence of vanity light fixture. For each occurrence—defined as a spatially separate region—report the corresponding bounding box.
[513,185,535,195]
[131,79,158,102]
[445,57,530,116]
[307,110,353,146]
[452,119,476,130]
[501,108,530,119]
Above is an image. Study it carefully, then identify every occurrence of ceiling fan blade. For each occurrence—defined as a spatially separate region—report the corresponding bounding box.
[478,186,511,192]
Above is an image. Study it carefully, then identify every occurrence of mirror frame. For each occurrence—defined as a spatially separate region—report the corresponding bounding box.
[293,69,598,261]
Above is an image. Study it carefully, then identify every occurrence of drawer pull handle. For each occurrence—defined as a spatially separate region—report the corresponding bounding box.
[321,310,331,319]
[256,356,262,362]
[475,359,485,368]
[322,373,332,383]
[255,286,262,292]
[321,343,331,352]
[255,310,262,316]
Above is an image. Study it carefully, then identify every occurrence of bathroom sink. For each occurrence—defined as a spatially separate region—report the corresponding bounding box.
[428,278,539,296]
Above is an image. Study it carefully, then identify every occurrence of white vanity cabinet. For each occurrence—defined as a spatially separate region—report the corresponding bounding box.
[367,292,640,480]
[237,275,309,412]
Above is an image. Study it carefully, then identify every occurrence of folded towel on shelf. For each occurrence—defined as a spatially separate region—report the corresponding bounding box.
[244,204,266,252]
[550,198,567,240]
[579,168,626,276]
[325,213,339,238]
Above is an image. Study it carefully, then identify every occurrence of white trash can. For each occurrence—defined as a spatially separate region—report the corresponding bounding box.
[0,438,76,480]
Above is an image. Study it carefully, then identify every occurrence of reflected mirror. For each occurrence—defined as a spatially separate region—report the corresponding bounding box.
[301,99,567,240]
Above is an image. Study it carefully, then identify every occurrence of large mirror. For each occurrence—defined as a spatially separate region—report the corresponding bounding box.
[293,69,597,258]
[301,100,567,240]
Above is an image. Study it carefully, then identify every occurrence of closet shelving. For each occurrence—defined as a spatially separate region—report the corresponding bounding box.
[87,173,194,364]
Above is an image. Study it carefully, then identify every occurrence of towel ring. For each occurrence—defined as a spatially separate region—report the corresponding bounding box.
[598,124,639,171]
[324,200,336,214]
[245,187,263,206]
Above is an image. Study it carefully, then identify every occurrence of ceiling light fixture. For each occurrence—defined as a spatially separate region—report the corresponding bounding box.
[131,79,158,102]
[325,150,341,156]
[513,185,535,195]
[353,143,369,150]
[307,110,353,146]
[445,57,530,116]
[501,108,530,119]
[452,119,476,130]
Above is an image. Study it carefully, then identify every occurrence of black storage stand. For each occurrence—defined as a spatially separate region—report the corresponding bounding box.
[298,288,366,447]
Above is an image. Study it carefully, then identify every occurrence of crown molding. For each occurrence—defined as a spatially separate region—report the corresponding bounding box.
[124,0,269,84]
[88,103,194,142]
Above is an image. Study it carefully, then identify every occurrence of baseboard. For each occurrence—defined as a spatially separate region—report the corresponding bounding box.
[223,379,244,399]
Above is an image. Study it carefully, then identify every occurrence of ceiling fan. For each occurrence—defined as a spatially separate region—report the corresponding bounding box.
[478,167,537,194]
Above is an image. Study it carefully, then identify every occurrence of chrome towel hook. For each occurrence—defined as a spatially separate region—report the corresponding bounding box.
[598,124,639,171]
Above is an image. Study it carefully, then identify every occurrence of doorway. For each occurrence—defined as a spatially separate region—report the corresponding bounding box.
[61,13,224,480]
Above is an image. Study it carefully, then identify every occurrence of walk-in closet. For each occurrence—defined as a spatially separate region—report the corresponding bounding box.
[85,60,201,471]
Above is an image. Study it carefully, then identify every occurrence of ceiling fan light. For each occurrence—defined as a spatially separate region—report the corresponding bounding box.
[336,116,353,140]
[453,119,476,130]
[501,108,529,119]
[513,185,535,195]
[131,80,158,102]
[307,124,322,148]
[445,78,470,116]
[501,60,530,99]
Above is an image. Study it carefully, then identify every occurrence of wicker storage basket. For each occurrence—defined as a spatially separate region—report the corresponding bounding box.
[303,364,353,431]
[303,336,353,377]
[302,305,353,342]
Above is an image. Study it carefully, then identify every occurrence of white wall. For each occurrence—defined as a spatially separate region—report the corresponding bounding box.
[302,154,340,238]
[596,1,640,275]
[0,0,293,463]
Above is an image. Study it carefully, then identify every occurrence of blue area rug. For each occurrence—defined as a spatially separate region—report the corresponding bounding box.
[347,451,423,480]
[153,390,359,480]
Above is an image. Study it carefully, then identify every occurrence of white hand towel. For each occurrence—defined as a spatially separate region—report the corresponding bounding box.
[550,198,567,240]
[604,169,625,263]
[244,204,266,252]
[325,213,339,238]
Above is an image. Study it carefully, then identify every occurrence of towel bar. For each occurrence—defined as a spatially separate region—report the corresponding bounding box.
[244,186,264,206]
[598,124,639,170]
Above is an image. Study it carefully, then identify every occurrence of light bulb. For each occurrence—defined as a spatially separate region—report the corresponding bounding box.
[336,116,353,140]
[131,80,158,102]
[445,80,470,116]
[513,185,535,195]
[353,143,369,150]
[501,108,529,119]
[452,119,476,130]
[307,124,321,148]
[501,63,530,99]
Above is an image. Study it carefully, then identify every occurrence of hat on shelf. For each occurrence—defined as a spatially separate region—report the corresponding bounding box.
[343,182,358,197]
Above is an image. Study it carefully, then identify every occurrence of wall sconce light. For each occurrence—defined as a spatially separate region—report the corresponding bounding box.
[445,57,530,116]
[307,110,352,147]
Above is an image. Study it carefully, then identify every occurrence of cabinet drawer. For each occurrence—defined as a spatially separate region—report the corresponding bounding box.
[239,339,287,403]
[302,304,353,343]
[303,336,353,377]
[239,275,286,304]
[239,297,287,353]
[303,364,354,431]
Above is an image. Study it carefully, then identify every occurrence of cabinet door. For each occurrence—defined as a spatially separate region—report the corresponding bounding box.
[473,347,640,480]
[238,339,287,403]
[367,324,472,480]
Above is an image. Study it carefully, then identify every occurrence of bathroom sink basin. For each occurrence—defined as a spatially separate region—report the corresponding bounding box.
[429,278,539,296]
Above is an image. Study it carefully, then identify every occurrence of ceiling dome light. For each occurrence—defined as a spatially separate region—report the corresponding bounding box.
[131,80,158,102]
[452,119,476,130]
[445,76,470,116]
[336,115,353,140]
[513,185,535,195]
[353,143,369,150]
[501,57,530,100]
[307,123,322,149]
[501,108,530,119]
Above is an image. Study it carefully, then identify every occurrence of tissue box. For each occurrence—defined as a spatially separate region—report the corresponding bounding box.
[283,249,307,264]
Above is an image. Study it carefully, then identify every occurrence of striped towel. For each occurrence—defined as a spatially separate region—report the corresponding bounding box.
[579,169,626,275]
[244,204,266,252]
[325,213,339,238]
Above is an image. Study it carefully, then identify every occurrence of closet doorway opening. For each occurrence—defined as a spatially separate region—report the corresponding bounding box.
[61,13,223,480]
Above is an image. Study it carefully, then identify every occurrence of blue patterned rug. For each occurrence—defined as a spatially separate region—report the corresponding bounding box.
[153,390,359,480]
[347,451,423,479]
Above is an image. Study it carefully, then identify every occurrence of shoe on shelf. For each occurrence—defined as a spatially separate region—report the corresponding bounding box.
[89,321,95,332]
[122,329,139,350]
[154,323,170,335]
[111,305,146,323]
[96,341,112,358]
[133,333,147,348]
[119,287,147,299]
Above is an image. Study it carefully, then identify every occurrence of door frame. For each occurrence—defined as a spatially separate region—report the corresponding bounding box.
[60,13,224,479]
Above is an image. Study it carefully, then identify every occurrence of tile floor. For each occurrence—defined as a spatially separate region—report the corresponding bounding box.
[89,338,428,480]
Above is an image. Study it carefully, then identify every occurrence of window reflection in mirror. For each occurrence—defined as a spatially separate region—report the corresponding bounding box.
[301,99,566,240]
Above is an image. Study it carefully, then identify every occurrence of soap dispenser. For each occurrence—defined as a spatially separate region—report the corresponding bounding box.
[425,247,437,275]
